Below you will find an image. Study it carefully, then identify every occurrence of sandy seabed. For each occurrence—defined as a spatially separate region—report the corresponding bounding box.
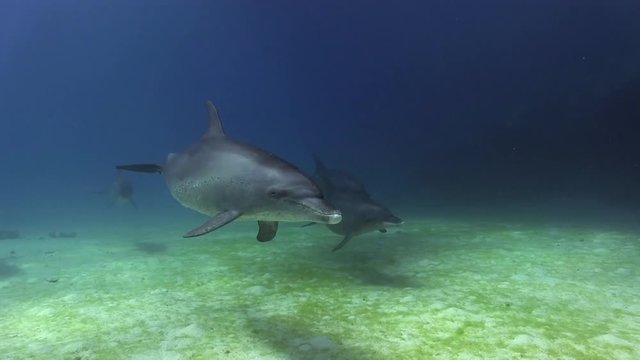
[1,215,639,360]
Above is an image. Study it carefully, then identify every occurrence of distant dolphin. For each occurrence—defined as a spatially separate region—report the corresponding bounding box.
[109,171,137,208]
[93,171,137,208]
[117,101,342,242]
[309,156,402,251]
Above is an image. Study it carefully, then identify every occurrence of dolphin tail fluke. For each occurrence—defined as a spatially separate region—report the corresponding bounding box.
[116,164,163,174]
[332,234,354,252]
[184,209,241,238]
[127,198,138,209]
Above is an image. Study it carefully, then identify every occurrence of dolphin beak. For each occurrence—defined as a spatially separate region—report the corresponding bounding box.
[294,198,342,224]
[385,216,403,226]
[325,211,343,224]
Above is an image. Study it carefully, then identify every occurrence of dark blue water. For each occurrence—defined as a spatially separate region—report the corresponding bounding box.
[2,2,640,359]
[1,0,639,230]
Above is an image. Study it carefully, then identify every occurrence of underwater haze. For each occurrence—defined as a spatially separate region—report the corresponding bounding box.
[1,1,640,359]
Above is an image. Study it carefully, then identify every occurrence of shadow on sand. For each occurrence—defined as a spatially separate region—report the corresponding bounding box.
[287,229,433,288]
[243,315,386,360]
[134,241,167,254]
[0,260,21,278]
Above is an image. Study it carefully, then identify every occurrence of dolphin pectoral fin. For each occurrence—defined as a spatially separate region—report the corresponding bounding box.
[301,222,317,227]
[379,228,387,233]
[184,210,241,238]
[257,221,279,242]
[312,154,328,175]
[116,164,163,174]
[332,234,354,252]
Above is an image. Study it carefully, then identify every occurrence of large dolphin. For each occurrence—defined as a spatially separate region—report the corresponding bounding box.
[117,101,342,241]
[308,156,402,251]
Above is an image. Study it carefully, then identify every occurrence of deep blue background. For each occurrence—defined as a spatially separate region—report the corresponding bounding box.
[1,0,639,229]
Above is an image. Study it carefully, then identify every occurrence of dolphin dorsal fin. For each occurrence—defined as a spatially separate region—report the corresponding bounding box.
[203,100,225,138]
[313,154,328,175]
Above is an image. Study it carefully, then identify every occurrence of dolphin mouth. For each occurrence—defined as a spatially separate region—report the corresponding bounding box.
[384,216,404,226]
[323,211,343,224]
[288,198,342,224]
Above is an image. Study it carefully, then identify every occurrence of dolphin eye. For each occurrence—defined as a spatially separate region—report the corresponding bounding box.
[268,189,287,198]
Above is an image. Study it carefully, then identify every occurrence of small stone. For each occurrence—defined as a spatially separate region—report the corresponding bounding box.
[245,285,266,295]
[399,295,414,303]
[308,336,336,350]
[592,334,632,346]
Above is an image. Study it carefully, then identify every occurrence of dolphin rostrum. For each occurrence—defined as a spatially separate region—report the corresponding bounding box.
[117,101,342,241]
[308,156,402,251]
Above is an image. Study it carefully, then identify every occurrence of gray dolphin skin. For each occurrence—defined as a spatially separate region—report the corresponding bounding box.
[116,101,342,241]
[310,156,403,252]
[311,154,369,198]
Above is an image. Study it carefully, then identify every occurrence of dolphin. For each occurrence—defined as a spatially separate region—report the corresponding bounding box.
[308,156,402,251]
[109,171,137,208]
[311,154,369,198]
[116,101,342,242]
[93,171,137,208]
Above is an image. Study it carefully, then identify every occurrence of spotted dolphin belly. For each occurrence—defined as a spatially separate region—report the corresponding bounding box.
[168,176,242,215]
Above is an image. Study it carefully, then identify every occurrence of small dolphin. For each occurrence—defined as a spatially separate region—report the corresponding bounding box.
[94,171,137,208]
[311,154,369,198]
[117,101,342,241]
[309,156,402,251]
[109,171,137,208]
